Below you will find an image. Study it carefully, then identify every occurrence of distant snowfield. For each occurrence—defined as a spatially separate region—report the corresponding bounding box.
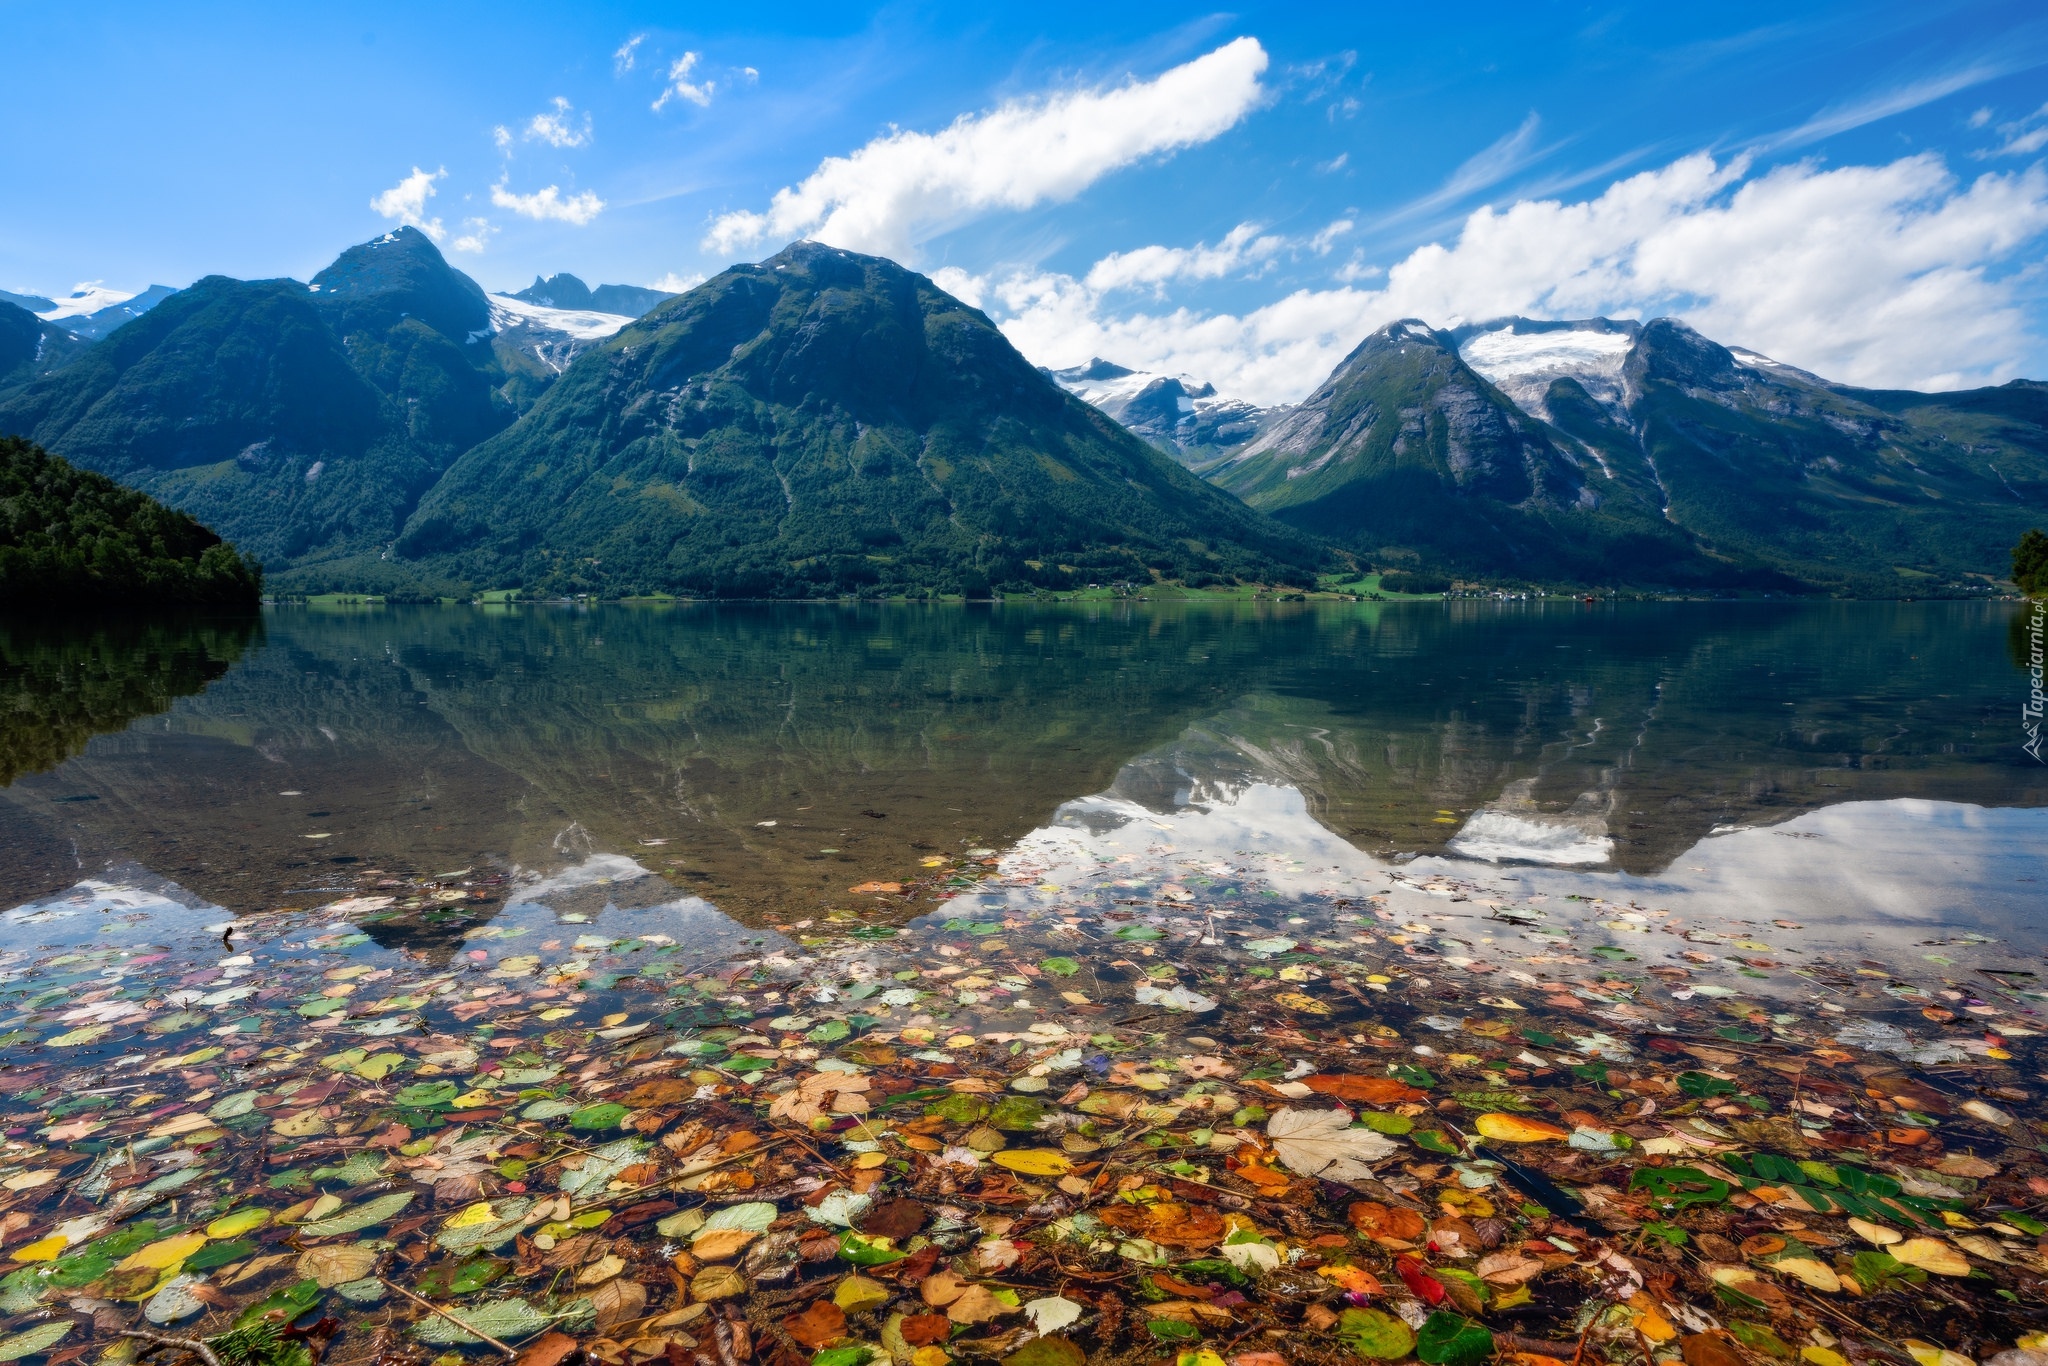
[1459,326,1634,419]
[487,293,633,340]
[35,283,138,321]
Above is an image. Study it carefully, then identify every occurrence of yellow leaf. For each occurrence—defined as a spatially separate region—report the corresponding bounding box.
[1272,992,1332,1015]
[1628,1298,1678,1343]
[1905,1342,1974,1366]
[1802,1349,1850,1366]
[117,1232,208,1272]
[1890,1238,1971,1277]
[911,1350,950,1366]
[451,1089,495,1108]
[272,1110,331,1138]
[991,1149,1073,1177]
[1772,1257,1841,1292]
[1473,1113,1571,1143]
[444,1201,499,1229]
[690,1228,758,1262]
[1847,1218,1899,1245]
[10,1235,66,1262]
[206,1209,272,1239]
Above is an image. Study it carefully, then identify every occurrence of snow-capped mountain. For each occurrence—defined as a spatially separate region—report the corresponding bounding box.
[15,283,180,340]
[1045,357,1275,461]
[486,293,633,378]
[1449,317,1640,420]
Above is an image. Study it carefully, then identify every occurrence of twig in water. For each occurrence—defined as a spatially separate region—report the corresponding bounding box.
[117,1331,223,1366]
[378,1277,517,1359]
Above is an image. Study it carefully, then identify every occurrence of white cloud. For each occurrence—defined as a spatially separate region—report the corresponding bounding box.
[984,151,2048,404]
[929,266,987,309]
[1984,101,2048,158]
[369,166,447,241]
[526,97,592,149]
[614,35,643,74]
[493,125,513,151]
[451,217,495,254]
[650,271,706,293]
[1968,106,1994,129]
[1376,111,1553,227]
[490,178,606,225]
[1309,218,1354,254]
[703,36,1271,261]
[654,52,714,111]
[1084,222,1285,293]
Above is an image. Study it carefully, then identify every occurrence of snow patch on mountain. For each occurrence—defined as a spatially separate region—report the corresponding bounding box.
[1458,321,1636,420]
[1046,357,1275,458]
[35,283,139,322]
[487,293,633,341]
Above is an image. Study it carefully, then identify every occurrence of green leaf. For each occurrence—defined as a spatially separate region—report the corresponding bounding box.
[186,1239,259,1271]
[1640,1221,1688,1248]
[988,1095,1050,1131]
[1411,1130,1460,1156]
[811,1349,876,1366]
[1360,1112,1413,1135]
[415,1258,510,1297]
[1116,926,1165,941]
[702,1202,778,1233]
[0,1322,73,1362]
[569,1102,630,1130]
[412,1298,554,1345]
[236,1279,324,1330]
[1336,1308,1414,1360]
[1629,1166,1731,1210]
[1145,1320,1201,1343]
[1039,958,1080,977]
[301,1191,415,1237]
[838,1231,907,1266]
[1415,1312,1492,1366]
[806,1021,851,1043]
[1677,1071,1738,1098]
[1726,1322,1794,1359]
[394,1081,460,1108]
[1393,1064,1436,1088]
[924,1094,989,1124]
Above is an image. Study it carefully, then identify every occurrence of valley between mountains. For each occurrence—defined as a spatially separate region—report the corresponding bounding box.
[3,229,2043,599]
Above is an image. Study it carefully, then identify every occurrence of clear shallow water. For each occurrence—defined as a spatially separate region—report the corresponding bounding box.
[0,600,2041,966]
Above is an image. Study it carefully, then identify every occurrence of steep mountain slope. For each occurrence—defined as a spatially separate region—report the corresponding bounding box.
[1454,317,2048,592]
[512,273,675,317]
[1046,358,1273,462]
[394,242,1321,596]
[484,293,633,411]
[45,284,179,340]
[0,302,87,394]
[0,229,514,581]
[1201,320,1744,585]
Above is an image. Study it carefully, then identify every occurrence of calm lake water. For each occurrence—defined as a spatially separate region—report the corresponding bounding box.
[2,600,2043,975]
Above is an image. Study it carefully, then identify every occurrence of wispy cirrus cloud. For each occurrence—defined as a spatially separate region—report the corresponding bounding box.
[1764,59,2032,149]
[703,37,1271,262]
[614,35,643,74]
[369,166,446,240]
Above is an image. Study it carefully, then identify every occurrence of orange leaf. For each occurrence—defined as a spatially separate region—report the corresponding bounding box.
[1472,1113,1571,1143]
[1304,1075,1425,1105]
[784,1302,848,1349]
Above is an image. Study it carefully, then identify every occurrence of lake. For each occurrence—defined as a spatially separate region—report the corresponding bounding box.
[2,600,2042,971]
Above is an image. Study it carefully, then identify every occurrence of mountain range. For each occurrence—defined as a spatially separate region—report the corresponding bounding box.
[1,231,2042,597]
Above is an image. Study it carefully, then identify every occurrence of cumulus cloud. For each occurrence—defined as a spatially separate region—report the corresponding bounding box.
[703,36,1270,261]
[650,271,706,293]
[451,218,495,254]
[490,178,606,225]
[526,97,592,149]
[1085,222,1285,293]
[369,166,446,241]
[614,35,643,74]
[984,151,2048,404]
[654,52,714,111]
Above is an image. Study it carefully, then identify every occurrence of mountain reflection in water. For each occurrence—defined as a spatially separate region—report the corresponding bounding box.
[0,600,2037,952]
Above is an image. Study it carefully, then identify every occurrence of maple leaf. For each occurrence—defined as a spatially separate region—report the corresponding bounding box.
[1267,1107,1401,1181]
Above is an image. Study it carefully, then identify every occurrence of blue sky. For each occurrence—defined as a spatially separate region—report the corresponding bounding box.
[4,0,2047,400]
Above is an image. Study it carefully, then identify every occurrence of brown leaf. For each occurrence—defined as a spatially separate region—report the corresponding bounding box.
[920,1269,967,1308]
[517,1332,584,1366]
[590,1278,649,1335]
[784,1302,847,1350]
[899,1316,952,1346]
[856,1198,927,1241]
[945,1286,1012,1325]
[1303,1075,1425,1105]
[1347,1201,1426,1240]
[1679,1334,1746,1366]
[623,1079,696,1109]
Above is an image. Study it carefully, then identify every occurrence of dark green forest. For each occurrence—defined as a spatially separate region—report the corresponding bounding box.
[0,436,264,607]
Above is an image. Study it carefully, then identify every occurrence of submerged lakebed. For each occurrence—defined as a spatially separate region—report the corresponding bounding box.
[0,601,2042,1366]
